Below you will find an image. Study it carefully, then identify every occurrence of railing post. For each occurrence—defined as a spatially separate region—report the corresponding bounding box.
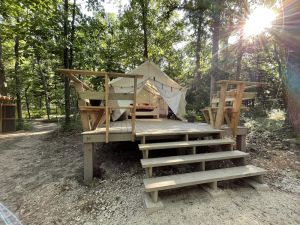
[214,81,228,129]
[105,74,109,143]
[132,77,137,141]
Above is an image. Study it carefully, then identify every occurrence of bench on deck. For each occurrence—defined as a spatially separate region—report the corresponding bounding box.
[202,80,266,136]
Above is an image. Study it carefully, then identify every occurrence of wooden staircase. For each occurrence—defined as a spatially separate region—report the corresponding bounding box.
[138,132,267,204]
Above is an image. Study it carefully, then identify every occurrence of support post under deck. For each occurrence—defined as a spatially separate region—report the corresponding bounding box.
[84,143,94,183]
[236,134,246,152]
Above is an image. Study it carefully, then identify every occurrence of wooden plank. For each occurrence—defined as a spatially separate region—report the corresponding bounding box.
[144,165,266,192]
[132,77,137,141]
[230,83,245,136]
[216,80,267,86]
[202,109,210,124]
[244,178,269,191]
[141,150,249,168]
[139,138,234,151]
[73,82,91,131]
[136,128,222,137]
[84,143,94,183]
[151,191,158,203]
[57,69,143,79]
[224,112,231,126]
[91,110,106,130]
[214,82,228,128]
[207,107,214,127]
[67,73,92,90]
[109,93,134,100]
[211,93,256,104]
[78,90,105,100]
[143,193,164,213]
[236,134,246,151]
[105,74,110,143]
[135,110,158,117]
[201,182,225,197]
[83,133,132,143]
[79,106,132,111]
[223,126,248,136]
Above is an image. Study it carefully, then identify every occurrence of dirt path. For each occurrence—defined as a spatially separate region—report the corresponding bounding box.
[0,121,299,225]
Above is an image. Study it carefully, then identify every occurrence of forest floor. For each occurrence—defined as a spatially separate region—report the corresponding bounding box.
[0,119,299,225]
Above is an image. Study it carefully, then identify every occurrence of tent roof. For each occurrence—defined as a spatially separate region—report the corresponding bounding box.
[109,60,183,90]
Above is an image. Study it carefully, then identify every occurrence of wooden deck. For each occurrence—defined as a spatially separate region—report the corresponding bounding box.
[82,118,247,144]
[81,118,250,184]
[82,119,224,143]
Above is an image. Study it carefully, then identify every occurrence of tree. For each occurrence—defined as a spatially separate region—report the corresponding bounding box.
[63,0,71,124]
[282,0,300,134]
[0,27,7,95]
[210,0,223,99]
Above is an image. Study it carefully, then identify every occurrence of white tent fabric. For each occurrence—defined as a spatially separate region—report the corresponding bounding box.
[109,60,187,121]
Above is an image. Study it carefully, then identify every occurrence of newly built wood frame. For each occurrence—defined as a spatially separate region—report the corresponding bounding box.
[57,69,267,206]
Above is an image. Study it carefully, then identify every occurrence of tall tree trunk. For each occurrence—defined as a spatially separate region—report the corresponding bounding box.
[36,54,51,120]
[140,0,148,59]
[39,96,42,110]
[235,1,248,81]
[282,0,300,135]
[0,28,7,96]
[210,0,222,99]
[24,84,31,119]
[14,35,23,127]
[236,34,244,80]
[64,0,71,124]
[273,43,288,110]
[195,12,203,77]
[69,0,76,69]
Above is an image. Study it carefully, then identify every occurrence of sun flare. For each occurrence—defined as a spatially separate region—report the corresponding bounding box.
[243,6,276,37]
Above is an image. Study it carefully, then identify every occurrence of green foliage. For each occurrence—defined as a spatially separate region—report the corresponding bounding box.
[59,117,82,134]
[22,120,34,131]
[0,0,287,124]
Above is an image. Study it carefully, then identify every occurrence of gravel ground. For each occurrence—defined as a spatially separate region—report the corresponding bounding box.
[0,121,299,225]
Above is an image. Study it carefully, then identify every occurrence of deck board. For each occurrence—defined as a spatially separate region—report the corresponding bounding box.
[82,119,221,135]
[141,150,249,168]
[144,165,266,192]
[138,138,234,150]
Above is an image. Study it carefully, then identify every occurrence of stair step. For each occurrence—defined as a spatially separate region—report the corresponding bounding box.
[144,165,266,192]
[141,150,248,168]
[139,138,234,151]
[136,129,223,137]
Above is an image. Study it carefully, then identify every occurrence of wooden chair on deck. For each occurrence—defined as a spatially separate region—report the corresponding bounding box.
[202,80,265,136]
[57,69,142,143]
[61,73,107,132]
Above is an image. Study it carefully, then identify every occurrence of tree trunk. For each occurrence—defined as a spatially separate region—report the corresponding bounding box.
[64,0,71,124]
[236,34,244,80]
[195,12,203,77]
[24,84,31,119]
[140,0,148,59]
[273,43,288,110]
[14,35,23,128]
[36,54,51,120]
[282,0,300,134]
[69,0,76,69]
[210,0,222,99]
[0,28,7,96]
[235,2,248,81]
[39,96,42,110]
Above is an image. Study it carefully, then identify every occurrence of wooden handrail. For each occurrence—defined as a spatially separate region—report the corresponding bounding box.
[57,69,143,79]
[57,68,143,143]
[216,80,267,87]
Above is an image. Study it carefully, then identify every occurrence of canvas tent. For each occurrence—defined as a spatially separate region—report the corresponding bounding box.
[109,60,187,121]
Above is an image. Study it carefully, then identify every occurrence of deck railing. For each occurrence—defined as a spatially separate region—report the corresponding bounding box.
[57,69,143,143]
